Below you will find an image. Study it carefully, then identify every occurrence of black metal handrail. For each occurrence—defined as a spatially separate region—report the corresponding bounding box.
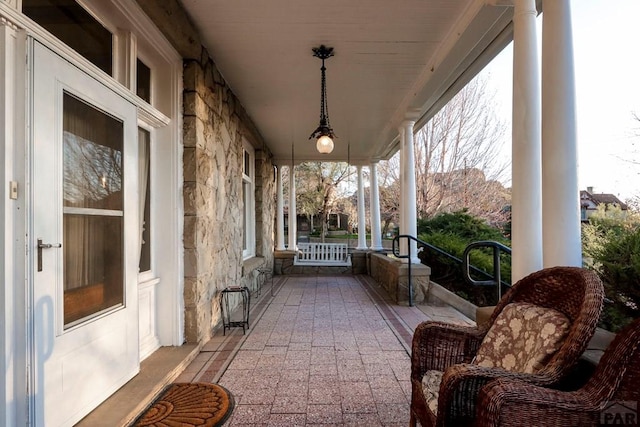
[391,234,422,307]
[392,235,512,306]
[462,240,512,300]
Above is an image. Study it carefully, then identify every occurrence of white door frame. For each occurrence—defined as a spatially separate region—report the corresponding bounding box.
[0,2,184,425]
[0,18,28,427]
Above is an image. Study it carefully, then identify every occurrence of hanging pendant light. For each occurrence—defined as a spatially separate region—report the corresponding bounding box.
[309,45,336,154]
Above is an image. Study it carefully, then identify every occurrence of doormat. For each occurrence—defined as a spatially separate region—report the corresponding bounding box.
[132,382,234,427]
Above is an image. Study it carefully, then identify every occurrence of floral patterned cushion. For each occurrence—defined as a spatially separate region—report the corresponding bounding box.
[421,369,443,415]
[473,302,570,373]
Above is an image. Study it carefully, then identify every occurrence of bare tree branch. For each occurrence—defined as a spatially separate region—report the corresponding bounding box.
[377,76,511,228]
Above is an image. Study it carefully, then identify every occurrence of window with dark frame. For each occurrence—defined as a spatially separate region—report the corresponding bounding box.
[23,0,114,75]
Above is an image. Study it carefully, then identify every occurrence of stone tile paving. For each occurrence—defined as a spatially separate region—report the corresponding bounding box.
[176,274,473,426]
[221,276,425,426]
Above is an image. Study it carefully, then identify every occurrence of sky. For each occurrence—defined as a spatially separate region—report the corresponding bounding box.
[481,0,640,202]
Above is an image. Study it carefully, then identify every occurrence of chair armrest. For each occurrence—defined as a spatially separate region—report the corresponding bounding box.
[411,321,484,382]
[476,378,599,427]
[436,364,553,427]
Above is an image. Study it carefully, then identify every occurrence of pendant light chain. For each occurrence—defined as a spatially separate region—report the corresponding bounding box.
[320,58,330,129]
[309,45,336,151]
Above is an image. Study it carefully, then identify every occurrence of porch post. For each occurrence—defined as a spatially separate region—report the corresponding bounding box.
[511,0,543,281]
[541,0,581,267]
[369,162,384,251]
[287,163,297,251]
[275,165,286,251]
[400,120,420,263]
[398,127,407,257]
[356,165,368,250]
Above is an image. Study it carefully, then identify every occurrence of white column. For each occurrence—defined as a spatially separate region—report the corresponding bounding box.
[398,126,407,257]
[356,165,368,250]
[369,162,383,251]
[287,164,297,251]
[401,120,420,263]
[541,0,581,267]
[276,165,286,251]
[511,0,543,281]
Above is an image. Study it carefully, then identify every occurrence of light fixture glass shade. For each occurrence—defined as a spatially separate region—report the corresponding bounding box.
[316,135,334,154]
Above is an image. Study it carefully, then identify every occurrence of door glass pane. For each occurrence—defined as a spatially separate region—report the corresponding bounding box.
[63,215,123,325]
[63,93,123,210]
[62,92,124,327]
[23,0,113,75]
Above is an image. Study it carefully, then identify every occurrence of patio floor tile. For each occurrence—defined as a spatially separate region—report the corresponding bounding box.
[175,274,473,426]
[306,404,344,424]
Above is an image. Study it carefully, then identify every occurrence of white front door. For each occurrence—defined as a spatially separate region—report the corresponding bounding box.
[30,41,139,427]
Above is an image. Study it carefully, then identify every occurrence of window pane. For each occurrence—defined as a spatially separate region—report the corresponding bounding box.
[244,150,250,177]
[139,128,151,272]
[136,59,151,103]
[242,144,255,258]
[23,0,113,75]
[63,92,123,210]
[243,181,248,251]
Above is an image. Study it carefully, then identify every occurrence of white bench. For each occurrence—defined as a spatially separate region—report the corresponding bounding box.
[294,243,352,267]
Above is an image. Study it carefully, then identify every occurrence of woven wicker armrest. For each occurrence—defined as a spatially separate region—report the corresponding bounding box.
[473,318,640,427]
[436,363,552,426]
[411,321,485,381]
[475,378,599,427]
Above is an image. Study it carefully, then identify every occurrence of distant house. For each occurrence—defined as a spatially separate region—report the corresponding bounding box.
[580,187,628,221]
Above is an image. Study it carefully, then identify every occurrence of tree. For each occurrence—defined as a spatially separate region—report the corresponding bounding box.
[376,157,400,236]
[295,162,354,239]
[582,204,640,331]
[582,203,640,269]
[376,76,511,229]
[414,77,509,221]
[624,113,640,202]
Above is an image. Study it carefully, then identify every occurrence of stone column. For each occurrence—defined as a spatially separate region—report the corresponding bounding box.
[400,120,420,264]
[356,165,368,250]
[287,164,297,251]
[541,0,581,267]
[511,0,543,281]
[276,165,286,251]
[369,162,384,250]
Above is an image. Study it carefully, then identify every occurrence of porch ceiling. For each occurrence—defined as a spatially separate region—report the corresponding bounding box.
[179,0,515,164]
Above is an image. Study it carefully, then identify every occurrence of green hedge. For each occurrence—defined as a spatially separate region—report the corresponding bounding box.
[594,227,640,332]
[416,211,512,306]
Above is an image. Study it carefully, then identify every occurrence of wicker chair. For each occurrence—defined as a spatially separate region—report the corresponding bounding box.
[476,317,640,427]
[410,266,605,427]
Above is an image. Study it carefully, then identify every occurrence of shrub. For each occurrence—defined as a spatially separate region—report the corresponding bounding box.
[416,211,512,306]
[417,211,507,241]
[581,204,640,332]
[593,226,640,332]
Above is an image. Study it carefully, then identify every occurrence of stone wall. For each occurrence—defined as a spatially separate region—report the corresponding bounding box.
[255,151,276,263]
[369,253,431,305]
[137,0,275,344]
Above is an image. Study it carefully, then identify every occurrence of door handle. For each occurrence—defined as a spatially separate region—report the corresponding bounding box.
[37,238,62,272]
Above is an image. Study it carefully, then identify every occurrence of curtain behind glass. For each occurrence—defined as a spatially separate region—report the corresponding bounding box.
[138,128,150,272]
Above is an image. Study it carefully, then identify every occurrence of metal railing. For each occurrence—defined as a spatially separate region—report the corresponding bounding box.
[391,234,419,306]
[392,234,512,306]
[462,240,512,300]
